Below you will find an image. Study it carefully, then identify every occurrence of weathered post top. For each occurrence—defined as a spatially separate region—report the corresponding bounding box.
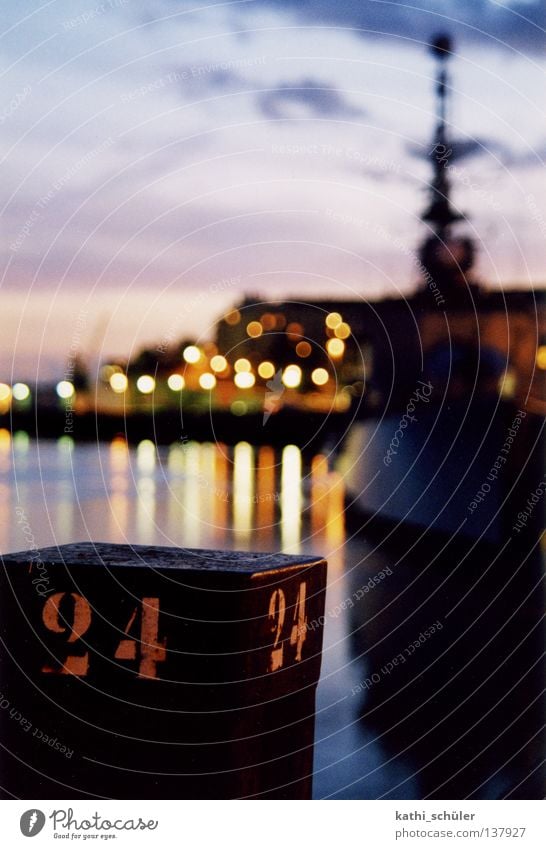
[2,541,324,572]
[0,542,328,800]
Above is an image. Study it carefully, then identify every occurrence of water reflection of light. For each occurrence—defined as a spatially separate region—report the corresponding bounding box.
[53,437,76,539]
[310,454,329,534]
[167,444,185,474]
[136,477,156,543]
[214,446,229,533]
[0,483,10,550]
[183,441,202,547]
[56,480,75,541]
[233,442,254,544]
[256,446,276,537]
[135,440,157,542]
[325,471,345,546]
[137,439,156,474]
[281,444,302,553]
[109,490,129,540]
[200,442,218,539]
[154,458,169,539]
[13,431,30,454]
[166,444,185,545]
[0,428,11,475]
[109,438,130,539]
[57,436,74,458]
[110,439,129,495]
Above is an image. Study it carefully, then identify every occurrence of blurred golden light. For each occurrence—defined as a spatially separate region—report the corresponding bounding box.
[234,372,255,389]
[334,322,351,340]
[325,312,342,329]
[260,313,276,331]
[536,345,546,370]
[286,322,304,339]
[335,390,352,412]
[136,375,155,394]
[295,341,312,358]
[275,313,287,329]
[311,368,329,386]
[247,321,263,338]
[109,373,128,394]
[210,355,228,373]
[100,364,119,381]
[234,358,251,373]
[167,373,185,391]
[12,382,30,401]
[225,309,241,325]
[199,373,216,390]
[258,361,275,379]
[0,383,12,402]
[231,400,247,415]
[327,338,345,358]
[282,365,302,389]
[56,381,75,399]
[183,345,201,364]
[499,369,516,399]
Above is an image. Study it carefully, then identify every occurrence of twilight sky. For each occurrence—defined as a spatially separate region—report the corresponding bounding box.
[1,0,545,379]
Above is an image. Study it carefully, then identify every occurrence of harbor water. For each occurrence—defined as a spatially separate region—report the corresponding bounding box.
[0,433,543,799]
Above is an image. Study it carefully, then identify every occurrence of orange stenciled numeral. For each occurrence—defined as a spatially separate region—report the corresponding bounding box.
[267,582,307,672]
[41,592,91,676]
[268,589,286,672]
[114,598,166,679]
[138,597,167,679]
[42,594,166,680]
[114,607,138,661]
[289,581,307,662]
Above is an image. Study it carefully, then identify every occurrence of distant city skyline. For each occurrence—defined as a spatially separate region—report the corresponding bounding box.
[1,0,544,379]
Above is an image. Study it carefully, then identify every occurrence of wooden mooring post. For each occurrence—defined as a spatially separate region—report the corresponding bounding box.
[0,543,327,799]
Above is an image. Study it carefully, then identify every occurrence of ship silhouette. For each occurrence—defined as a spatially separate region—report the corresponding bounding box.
[338,33,545,545]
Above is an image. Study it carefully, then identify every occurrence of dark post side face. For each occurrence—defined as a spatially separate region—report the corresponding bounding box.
[0,543,327,800]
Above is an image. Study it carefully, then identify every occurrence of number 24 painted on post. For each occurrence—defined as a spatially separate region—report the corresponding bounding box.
[41,593,166,679]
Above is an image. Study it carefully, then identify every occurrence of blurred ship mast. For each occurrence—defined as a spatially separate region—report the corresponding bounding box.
[421,34,461,233]
[419,34,476,296]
